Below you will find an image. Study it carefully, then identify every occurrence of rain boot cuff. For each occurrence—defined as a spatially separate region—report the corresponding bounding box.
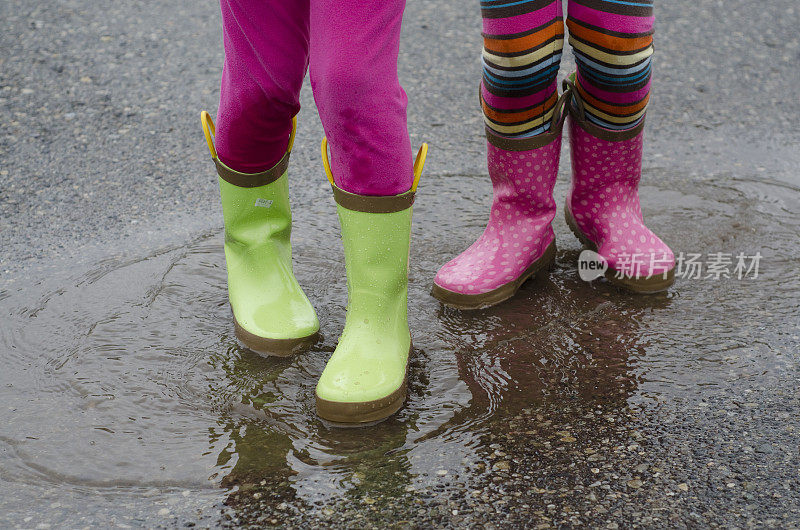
[330,183,415,213]
[482,80,572,152]
[567,103,646,143]
[564,76,646,143]
[214,151,290,188]
[485,124,564,151]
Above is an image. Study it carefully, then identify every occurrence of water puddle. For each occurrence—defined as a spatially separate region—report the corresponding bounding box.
[1,170,798,526]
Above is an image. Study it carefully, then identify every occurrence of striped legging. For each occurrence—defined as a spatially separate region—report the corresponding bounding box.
[480,0,654,136]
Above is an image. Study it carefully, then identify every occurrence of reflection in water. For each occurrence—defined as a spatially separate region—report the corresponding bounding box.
[445,273,646,413]
[0,173,796,524]
[210,346,415,509]
[210,350,299,501]
[215,241,672,518]
[427,254,670,445]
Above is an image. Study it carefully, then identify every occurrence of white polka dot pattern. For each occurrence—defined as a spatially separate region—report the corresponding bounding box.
[567,117,675,278]
[434,137,561,295]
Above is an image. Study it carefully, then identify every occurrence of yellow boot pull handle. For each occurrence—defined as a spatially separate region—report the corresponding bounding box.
[200,112,298,160]
[411,143,427,192]
[200,111,217,159]
[287,115,297,154]
[320,137,335,185]
[321,137,428,192]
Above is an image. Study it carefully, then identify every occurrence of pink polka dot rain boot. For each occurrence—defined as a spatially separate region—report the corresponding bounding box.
[564,79,675,293]
[432,90,573,309]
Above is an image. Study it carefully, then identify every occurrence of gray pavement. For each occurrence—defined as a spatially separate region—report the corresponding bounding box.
[1,0,798,276]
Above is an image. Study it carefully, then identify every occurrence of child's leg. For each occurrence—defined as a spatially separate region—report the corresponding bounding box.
[431,0,567,308]
[206,0,320,354]
[308,0,413,196]
[480,0,564,138]
[215,0,310,173]
[567,0,654,130]
[564,1,673,292]
[307,0,418,423]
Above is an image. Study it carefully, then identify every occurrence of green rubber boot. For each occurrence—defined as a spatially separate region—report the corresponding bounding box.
[201,112,319,356]
[315,138,427,424]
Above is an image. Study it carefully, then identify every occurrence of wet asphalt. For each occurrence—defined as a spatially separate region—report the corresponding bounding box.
[2,0,800,528]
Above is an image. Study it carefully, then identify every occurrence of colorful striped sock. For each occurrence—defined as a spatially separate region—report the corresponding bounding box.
[567,0,654,130]
[480,0,565,139]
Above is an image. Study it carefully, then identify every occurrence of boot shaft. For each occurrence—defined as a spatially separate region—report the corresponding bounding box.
[486,137,561,214]
[568,115,644,188]
[565,76,646,199]
[321,137,425,335]
[218,172,292,254]
[335,198,412,329]
[483,85,572,215]
[200,111,319,350]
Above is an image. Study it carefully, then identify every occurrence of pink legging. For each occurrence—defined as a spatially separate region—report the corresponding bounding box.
[214,0,413,196]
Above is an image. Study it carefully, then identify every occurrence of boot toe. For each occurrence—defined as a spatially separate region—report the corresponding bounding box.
[435,249,527,295]
[315,333,410,425]
[316,346,407,404]
[434,257,499,295]
[600,223,674,279]
[235,299,319,341]
[435,240,553,296]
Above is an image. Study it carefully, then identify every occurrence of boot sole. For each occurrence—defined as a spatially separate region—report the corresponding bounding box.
[564,202,674,294]
[315,344,411,426]
[430,241,557,310]
[233,316,319,357]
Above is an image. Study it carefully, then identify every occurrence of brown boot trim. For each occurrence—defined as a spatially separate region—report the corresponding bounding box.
[483,83,572,151]
[563,77,646,142]
[605,267,675,294]
[485,125,563,151]
[567,105,646,142]
[331,185,415,213]
[233,315,318,357]
[431,241,557,310]
[214,152,290,188]
[315,343,412,425]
